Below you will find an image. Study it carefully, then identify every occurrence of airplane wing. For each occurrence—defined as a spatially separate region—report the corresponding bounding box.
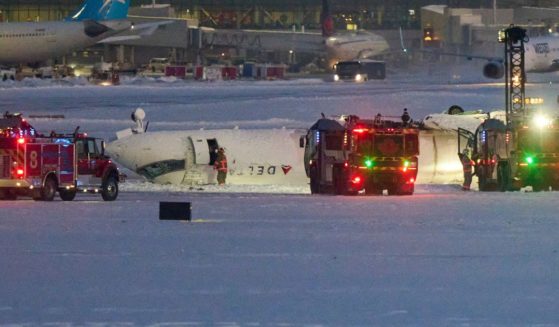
[131,20,174,36]
[98,34,142,43]
[99,19,175,44]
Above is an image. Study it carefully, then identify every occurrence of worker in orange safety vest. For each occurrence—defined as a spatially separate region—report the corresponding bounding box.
[458,148,475,190]
[214,147,228,185]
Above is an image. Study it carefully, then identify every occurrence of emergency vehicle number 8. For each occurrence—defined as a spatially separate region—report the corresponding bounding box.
[29,150,39,169]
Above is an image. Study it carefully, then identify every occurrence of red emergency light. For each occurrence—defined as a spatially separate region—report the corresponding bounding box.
[351,175,362,184]
[16,168,24,176]
[353,128,368,134]
[17,138,25,144]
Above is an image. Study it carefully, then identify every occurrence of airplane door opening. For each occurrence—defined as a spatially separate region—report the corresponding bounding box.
[207,139,219,166]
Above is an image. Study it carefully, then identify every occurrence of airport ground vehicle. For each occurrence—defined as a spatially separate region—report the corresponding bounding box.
[458,26,559,191]
[302,113,419,195]
[333,59,386,82]
[1,68,16,81]
[0,113,122,201]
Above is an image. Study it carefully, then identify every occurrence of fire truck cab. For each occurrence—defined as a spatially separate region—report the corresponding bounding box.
[0,113,122,201]
[302,113,419,195]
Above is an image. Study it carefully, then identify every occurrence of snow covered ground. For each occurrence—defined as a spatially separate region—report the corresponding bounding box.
[1,190,559,325]
[1,65,559,324]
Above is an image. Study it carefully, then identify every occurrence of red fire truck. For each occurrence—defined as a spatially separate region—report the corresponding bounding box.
[302,113,419,195]
[0,113,122,201]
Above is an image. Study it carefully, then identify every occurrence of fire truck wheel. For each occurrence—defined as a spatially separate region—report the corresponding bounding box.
[0,189,17,200]
[309,168,320,194]
[398,184,415,196]
[101,175,119,201]
[365,184,382,195]
[531,179,547,192]
[59,189,77,201]
[497,163,511,192]
[38,177,57,201]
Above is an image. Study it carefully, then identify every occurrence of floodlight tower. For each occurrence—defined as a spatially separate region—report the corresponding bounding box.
[500,25,528,127]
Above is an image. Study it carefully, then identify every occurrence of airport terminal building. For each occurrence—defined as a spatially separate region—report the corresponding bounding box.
[2,1,559,71]
[0,1,551,29]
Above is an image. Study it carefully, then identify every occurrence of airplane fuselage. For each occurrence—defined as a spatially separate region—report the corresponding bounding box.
[0,20,130,64]
[525,35,559,72]
[325,31,389,63]
[107,129,309,186]
[107,125,463,187]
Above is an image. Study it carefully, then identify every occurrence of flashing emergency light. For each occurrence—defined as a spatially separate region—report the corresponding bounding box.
[403,160,410,172]
[353,128,368,134]
[364,158,373,168]
[533,114,553,128]
[351,176,362,184]
[17,138,25,144]
[16,168,24,176]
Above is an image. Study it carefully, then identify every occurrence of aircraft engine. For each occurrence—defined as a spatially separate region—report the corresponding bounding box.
[483,61,504,79]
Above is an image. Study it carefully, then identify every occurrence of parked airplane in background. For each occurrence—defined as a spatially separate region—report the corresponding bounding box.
[0,0,132,64]
[434,33,559,79]
[319,0,389,65]
[201,0,389,67]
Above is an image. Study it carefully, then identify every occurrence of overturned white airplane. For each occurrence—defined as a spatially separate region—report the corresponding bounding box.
[106,108,493,187]
[107,109,307,186]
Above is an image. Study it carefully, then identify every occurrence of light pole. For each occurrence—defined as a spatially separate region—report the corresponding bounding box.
[493,0,497,25]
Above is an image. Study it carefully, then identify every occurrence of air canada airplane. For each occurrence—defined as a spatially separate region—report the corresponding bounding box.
[0,0,168,65]
[201,0,389,67]
[106,109,465,187]
[0,0,132,64]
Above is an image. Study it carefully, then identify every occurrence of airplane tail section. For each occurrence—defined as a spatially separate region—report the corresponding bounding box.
[66,0,103,21]
[66,0,129,21]
[101,0,130,21]
[321,0,335,37]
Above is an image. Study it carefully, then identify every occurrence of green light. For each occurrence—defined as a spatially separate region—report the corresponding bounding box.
[525,156,534,164]
[365,159,373,168]
[404,160,410,167]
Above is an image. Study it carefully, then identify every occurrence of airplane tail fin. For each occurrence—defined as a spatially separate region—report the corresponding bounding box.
[321,0,335,37]
[65,0,130,21]
[101,0,130,21]
[66,0,103,21]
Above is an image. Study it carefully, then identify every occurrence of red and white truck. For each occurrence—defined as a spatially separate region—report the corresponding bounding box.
[0,113,122,201]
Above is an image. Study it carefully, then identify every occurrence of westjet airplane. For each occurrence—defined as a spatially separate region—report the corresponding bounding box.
[0,0,163,65]
[434,33,559,79]
[477,34,559,79]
